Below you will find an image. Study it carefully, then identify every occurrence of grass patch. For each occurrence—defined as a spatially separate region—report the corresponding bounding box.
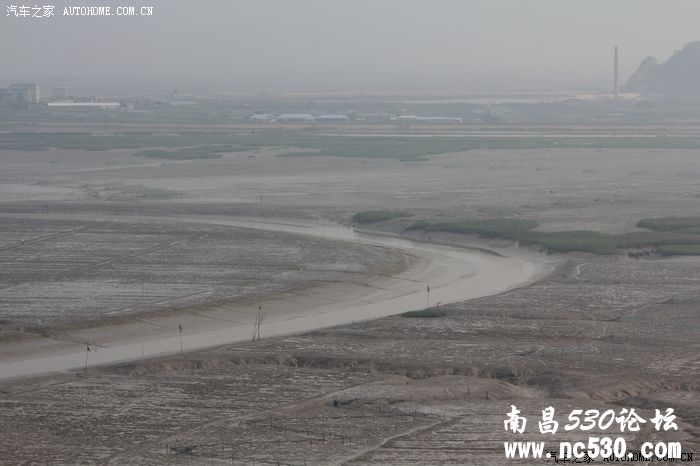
[402,308,447,318]
[5,131,700,161]
[406,220,431,231]
[134,145,245,160]
[353,210,412,224]
[135,149,221,160]
[615,231,700,248]
[659,244,700,256]
[408,218,700,255]
[277,151,322,158]
[418,219,537,238]
[637,217,700,232]
[524,230,619,254]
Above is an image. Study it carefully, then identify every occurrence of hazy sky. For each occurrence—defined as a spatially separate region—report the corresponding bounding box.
[2,0,700,94]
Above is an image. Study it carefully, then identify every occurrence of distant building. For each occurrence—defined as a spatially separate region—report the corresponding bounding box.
[10,83,40,103]
[0,89,13,105]
[313,114,349,123]
[394,115,463,124]
[359,113,393,124]
[47,101,120,109]
[248,113,275,123]
[169,100,196,106]
[51,88,70,100]
[276,113,314,123]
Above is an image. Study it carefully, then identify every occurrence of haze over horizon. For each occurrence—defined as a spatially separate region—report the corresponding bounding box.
[2,0,700,95]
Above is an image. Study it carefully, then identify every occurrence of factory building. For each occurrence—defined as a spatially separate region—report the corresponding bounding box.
[313,114,349,123]
[276,113,314,123]
[0,89,13,105]
[248,113,275,123]
[47,101,120,109]
[10,83,40,103]
[394,115,463,124]
[358,113,393,123]
[51,88,70,100]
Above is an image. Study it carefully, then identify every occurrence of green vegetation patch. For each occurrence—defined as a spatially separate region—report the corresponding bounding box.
[277,151,322,158]
[421,219,537,238]
[523,230,619,254]
[353,210,412,224]
[408,218,700,255]
[659,244,700,256]
[637,217,700,232]
[402,308,448,318]
[4,131,700,161]
[134,145,245,160]
[0,133,260,153]
[616,231,700,249]
[278,135,700,161]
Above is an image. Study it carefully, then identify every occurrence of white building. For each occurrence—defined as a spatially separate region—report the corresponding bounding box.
[47,101,120,109]
[313,114,349,123]
[10,83,40,103]
[276,113,314,123]
[248,113,275,123]
[51,88,70,100]
[394,115,463,124]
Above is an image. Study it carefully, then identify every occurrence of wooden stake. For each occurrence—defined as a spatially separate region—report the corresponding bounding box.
[84,345,90,376]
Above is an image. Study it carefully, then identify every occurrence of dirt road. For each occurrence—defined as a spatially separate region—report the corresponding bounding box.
[0,216,555,380]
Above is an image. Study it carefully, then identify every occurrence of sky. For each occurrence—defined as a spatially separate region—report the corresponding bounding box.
[2,0,700,94]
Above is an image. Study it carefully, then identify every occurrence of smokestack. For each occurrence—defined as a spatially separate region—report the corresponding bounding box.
[614,46,619,99]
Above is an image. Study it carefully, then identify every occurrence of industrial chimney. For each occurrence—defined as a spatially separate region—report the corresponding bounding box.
[614,46,619,99]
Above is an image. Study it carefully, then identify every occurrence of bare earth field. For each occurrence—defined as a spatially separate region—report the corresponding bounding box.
[0,135,698,464]
[0,216,401,332]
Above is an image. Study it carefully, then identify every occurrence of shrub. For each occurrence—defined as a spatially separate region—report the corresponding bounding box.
[353,210,412,224]
[402,309,447,318]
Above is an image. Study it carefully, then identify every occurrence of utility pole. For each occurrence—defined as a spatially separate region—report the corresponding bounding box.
[84,345,90,376]
[252,306,262,341]
[426,283,430,309]
[179,324,183,354]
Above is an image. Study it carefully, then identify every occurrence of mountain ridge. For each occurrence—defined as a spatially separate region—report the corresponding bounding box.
[623,41,700,97]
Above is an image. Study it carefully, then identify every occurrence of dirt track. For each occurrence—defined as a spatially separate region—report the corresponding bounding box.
[0,215,551,379]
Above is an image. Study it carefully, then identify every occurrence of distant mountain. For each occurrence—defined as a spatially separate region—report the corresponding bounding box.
[623,41,700,96]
